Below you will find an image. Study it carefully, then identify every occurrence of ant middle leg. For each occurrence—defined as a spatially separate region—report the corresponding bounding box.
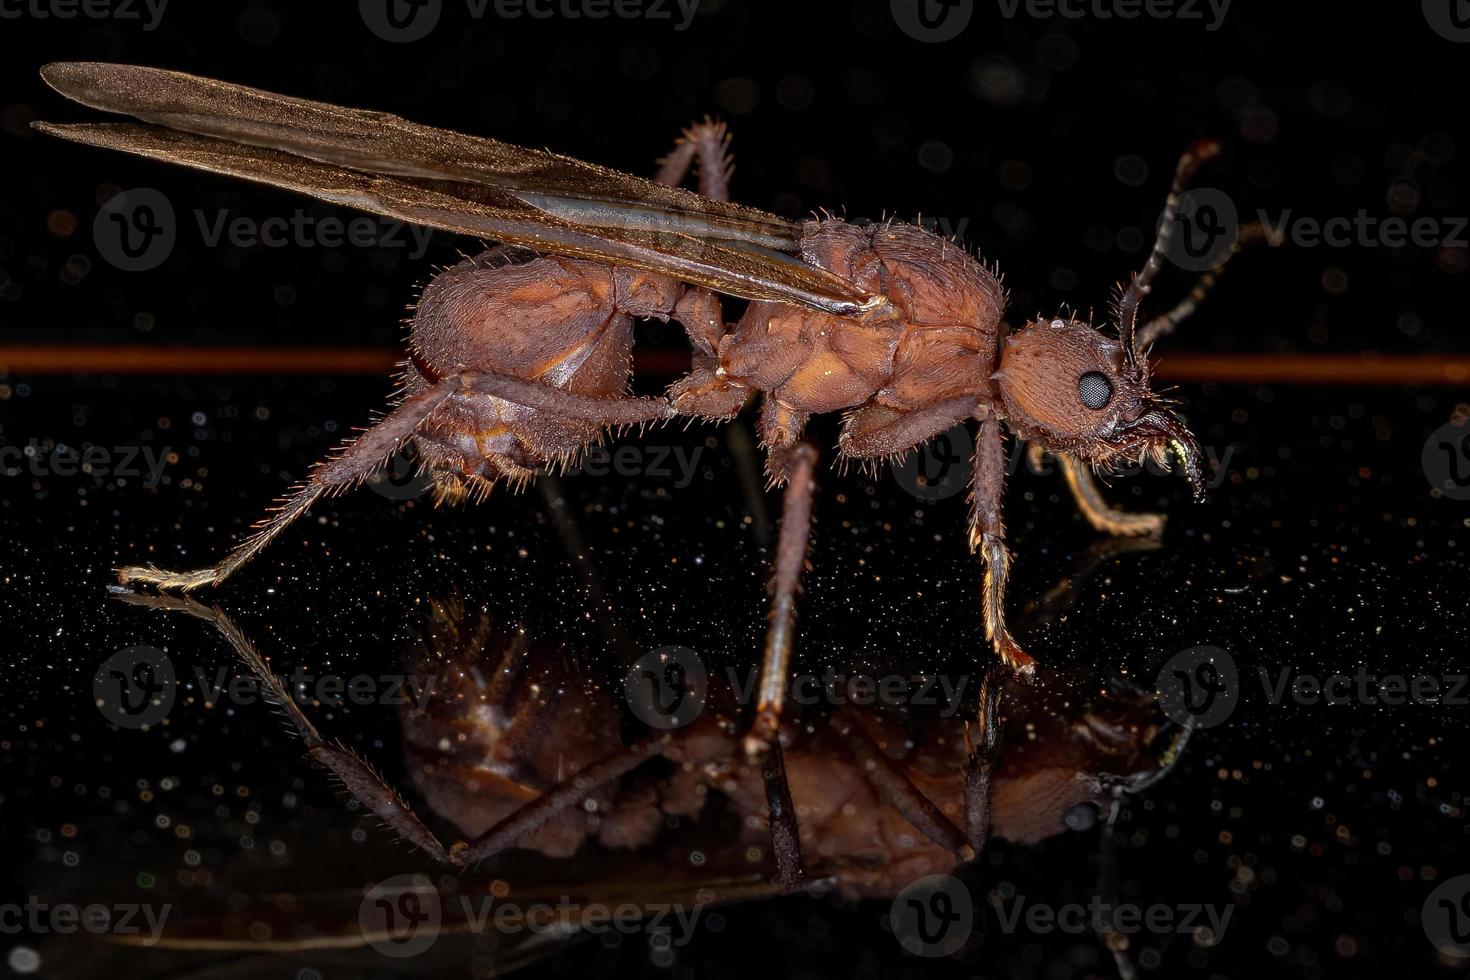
[653,117,753,412]
[741,438,818,886]
[655,117,734,203]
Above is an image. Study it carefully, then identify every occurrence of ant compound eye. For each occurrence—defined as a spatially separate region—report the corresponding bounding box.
[1078,371,1113,410]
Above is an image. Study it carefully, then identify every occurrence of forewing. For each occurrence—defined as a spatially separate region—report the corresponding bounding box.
[36,62,876,316]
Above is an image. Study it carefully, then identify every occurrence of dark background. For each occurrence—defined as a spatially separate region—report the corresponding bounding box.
[2,2,1469,978]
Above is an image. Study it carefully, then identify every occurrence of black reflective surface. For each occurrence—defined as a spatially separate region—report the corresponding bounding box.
[4,376,1469,977]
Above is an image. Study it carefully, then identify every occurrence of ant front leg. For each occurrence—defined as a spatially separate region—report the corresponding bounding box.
[1026,442,1164,538]
[970,414,1035,675]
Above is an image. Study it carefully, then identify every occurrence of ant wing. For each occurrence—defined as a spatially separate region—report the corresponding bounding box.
[35,62,878,317]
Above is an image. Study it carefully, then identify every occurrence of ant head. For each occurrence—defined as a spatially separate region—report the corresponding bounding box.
[992,316,1204,498]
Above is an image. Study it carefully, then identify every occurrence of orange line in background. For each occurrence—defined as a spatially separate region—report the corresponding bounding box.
[0,345,1467,385]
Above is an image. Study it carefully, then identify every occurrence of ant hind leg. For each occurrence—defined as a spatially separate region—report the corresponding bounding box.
[117,377,464,592]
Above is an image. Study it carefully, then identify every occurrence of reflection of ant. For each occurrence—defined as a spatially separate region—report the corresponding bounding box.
[115,578,1187,906]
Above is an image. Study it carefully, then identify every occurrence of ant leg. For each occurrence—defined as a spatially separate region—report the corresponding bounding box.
[834,706,975,862]
[655,117,734,202]
[455,371,673,426]
[117,376,463,592]
[739,441,816,885]
[1031,443,1164,538]
[726,421,773,548]
[837,397,977,461]
[757,398,811,487]
[654,121,746,399]
[759,735,805,887]
[1136,222,1277,350]
[118,374,671,592]
[963,664,1006,855]
[116,592,452,863]
[970,415,1035,675]
[450,735,670,866]
[747,441,817,749]
[661,110,811,887]
[1058,453,1164,537]
[1115,139,1222,353]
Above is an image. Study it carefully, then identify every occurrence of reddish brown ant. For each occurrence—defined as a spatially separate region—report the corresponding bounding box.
[40,63,1255,694]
